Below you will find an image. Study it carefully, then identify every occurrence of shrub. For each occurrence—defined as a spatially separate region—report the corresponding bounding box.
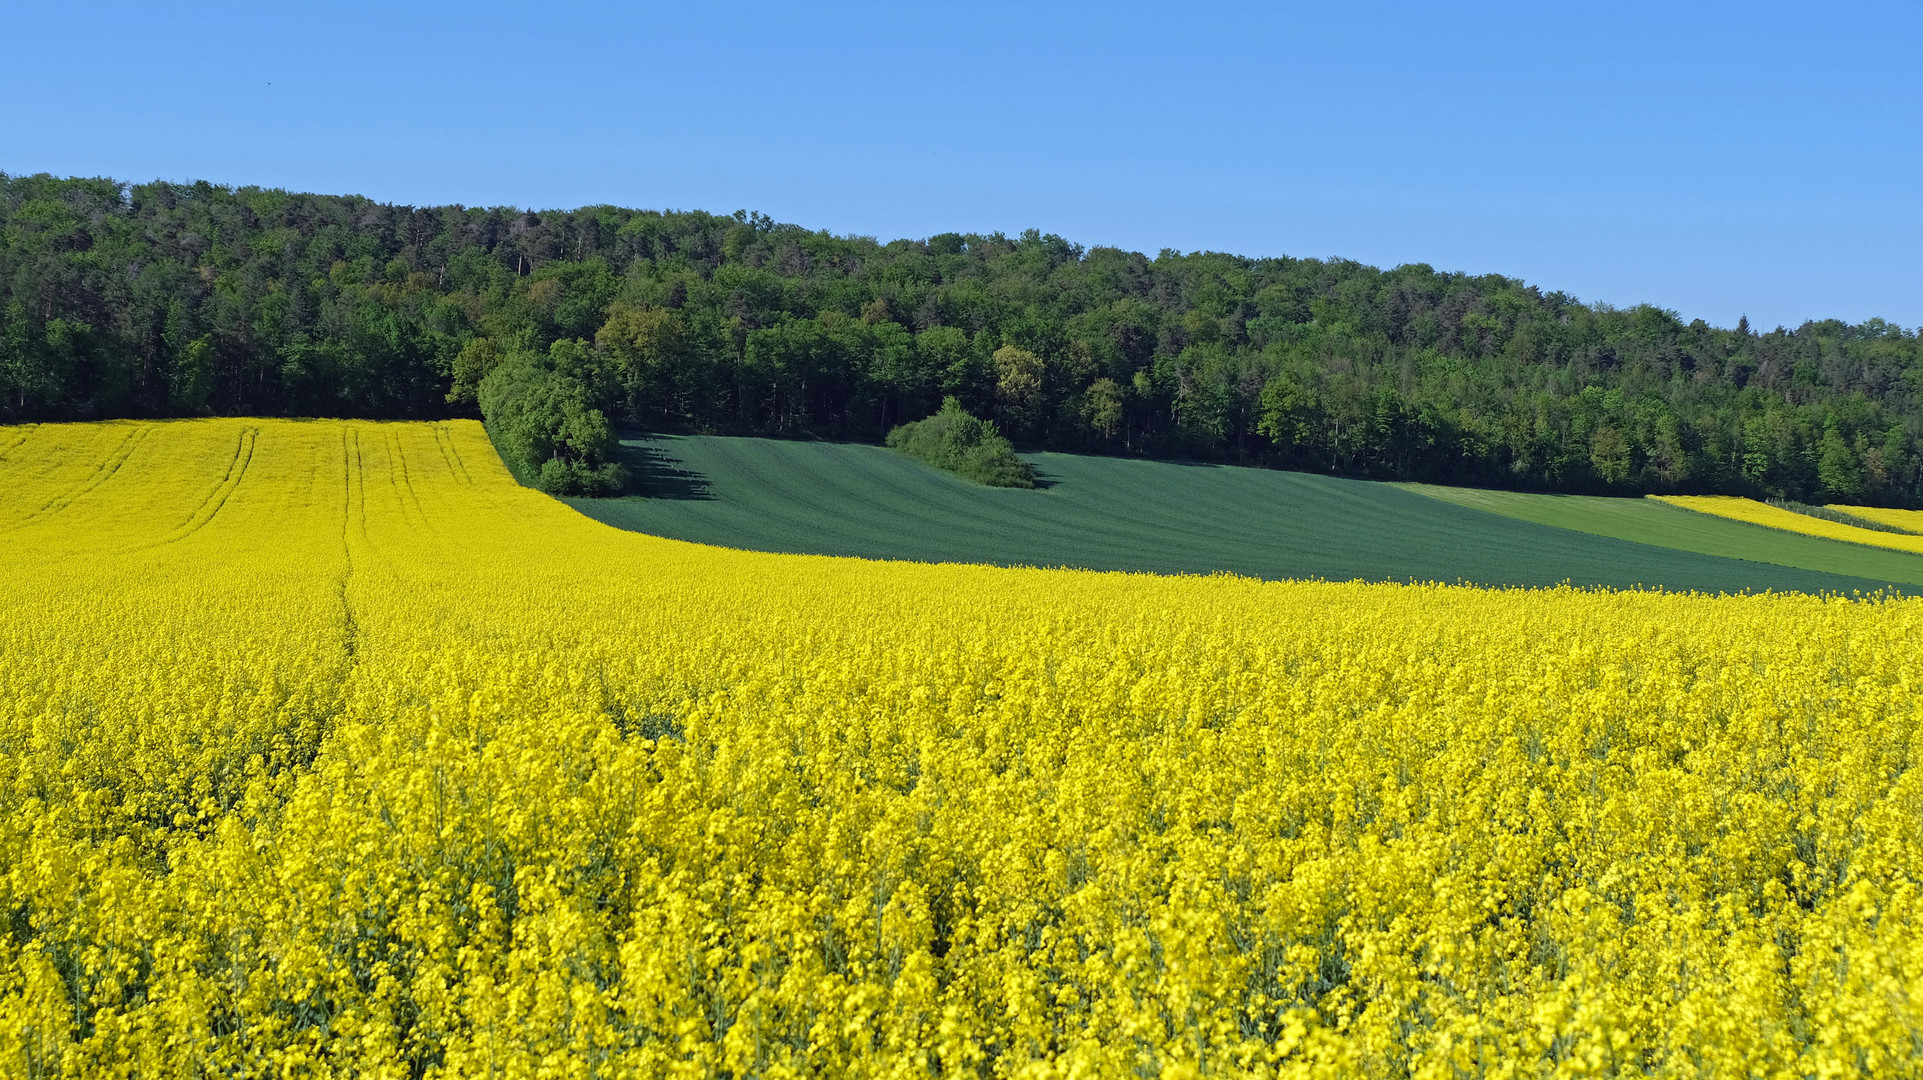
[885,398,1036,488]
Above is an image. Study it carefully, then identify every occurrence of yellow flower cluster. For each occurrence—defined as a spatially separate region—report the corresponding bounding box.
[1653,494,1923,554]
[4,419,1922,1078]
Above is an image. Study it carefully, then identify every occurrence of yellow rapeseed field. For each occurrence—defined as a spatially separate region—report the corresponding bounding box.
[4,419,1922,1078]
[1828,504,1923,536]
[1653,494,1923,555]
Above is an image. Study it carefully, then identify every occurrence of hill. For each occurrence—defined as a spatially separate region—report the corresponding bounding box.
[4,171,1921,506]
[563,434,1919,594]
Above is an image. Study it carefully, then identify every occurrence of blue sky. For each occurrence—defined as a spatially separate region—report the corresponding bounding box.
[6,1,1917,329]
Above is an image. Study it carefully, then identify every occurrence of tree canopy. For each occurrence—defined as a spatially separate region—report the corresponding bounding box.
[4,172,1920,504]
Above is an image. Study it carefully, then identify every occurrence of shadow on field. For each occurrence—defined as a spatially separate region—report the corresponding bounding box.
[1023,462,1060,490]
[617,440,714,500]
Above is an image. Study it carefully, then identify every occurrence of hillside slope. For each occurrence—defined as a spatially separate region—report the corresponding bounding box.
[564,435,1912,594]
[8,173,1922,506]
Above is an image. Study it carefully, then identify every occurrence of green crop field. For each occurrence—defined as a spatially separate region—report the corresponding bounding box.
[560,434,1915,594]
[1398,483,1923,586]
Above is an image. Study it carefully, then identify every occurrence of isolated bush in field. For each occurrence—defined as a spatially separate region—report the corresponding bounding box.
[477,341,628,496]
[886,396,1036,488]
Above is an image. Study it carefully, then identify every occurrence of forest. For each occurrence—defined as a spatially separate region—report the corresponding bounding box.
[3,171,1920,503]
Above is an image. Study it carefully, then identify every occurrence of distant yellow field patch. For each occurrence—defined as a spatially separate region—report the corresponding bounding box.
[1828,503,1923,535]
[1652,494,1923,555]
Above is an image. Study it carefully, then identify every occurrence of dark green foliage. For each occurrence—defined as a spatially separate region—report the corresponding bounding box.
[4,172,1923,505]
[567,435,1914,595]
[478,342,628,496]
[886,398,1035,487]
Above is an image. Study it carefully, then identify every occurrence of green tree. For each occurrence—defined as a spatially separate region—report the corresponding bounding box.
[1255,376,1320,460]
[595,304,689,417]
[1817,427,1863,500]
[1081,377,1126,442]
[446,338,503,406]
[1590,425,1633,487]
[992,344,1044,436]
[476,348,628,496]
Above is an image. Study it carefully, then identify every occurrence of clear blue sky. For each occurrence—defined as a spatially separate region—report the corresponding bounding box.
[6,1,1917,330]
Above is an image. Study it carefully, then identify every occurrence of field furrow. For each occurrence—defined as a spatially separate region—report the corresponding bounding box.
[9,423,150,527]
[154,425,257,544]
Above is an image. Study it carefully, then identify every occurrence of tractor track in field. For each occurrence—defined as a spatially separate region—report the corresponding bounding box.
[337,426,362,664]
[6,425,152,532]
[387,428,429,528]
[433,424,474,485]
[349,427,372,546]
[0,424,36,463]
[147,426,257,547]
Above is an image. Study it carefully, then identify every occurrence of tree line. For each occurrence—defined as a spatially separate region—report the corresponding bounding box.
[4,171,1921,504]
